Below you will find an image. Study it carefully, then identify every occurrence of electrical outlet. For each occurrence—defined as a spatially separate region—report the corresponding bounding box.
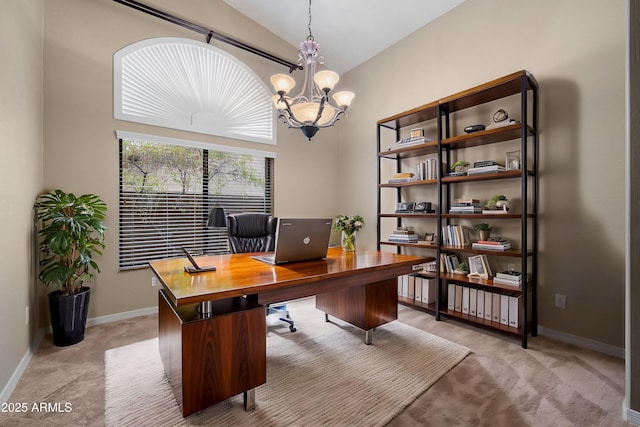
[555,294,566,309]
[25,306,29,325]
[151,276,157,287]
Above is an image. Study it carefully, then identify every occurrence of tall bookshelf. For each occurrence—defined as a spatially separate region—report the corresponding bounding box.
[376,71,538,348]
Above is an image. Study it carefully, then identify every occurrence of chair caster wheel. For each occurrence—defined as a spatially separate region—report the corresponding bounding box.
[290,326,297,332]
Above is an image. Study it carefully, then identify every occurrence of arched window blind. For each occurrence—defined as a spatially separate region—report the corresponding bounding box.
[117,131,275,270]
[114,37,276,144]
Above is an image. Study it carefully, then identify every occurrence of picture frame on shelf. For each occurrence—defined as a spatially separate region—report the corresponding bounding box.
[506,150,521,170]
[467,255,488,279]
[410,128,424,138]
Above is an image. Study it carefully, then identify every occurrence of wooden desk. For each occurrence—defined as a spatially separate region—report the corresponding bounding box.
[150,247,430,417]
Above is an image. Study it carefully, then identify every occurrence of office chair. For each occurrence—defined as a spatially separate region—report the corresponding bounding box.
[227,213,296,332]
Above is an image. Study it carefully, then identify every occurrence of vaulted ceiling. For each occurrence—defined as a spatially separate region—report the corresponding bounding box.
[223,0,466,74]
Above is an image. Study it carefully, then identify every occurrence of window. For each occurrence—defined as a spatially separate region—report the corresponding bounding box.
[114,37,275,145]
[118,132,274,270]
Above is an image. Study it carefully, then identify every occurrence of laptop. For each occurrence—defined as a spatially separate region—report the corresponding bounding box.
[252,218,332,265]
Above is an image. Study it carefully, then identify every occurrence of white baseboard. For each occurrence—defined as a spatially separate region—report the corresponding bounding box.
[538,326,625,359]
[0,329,44,404]
[624,401,640,426]
[1,306,157,404]
[86,306,158,327]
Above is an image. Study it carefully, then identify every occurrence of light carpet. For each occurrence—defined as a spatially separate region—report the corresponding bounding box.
[105,297,470,426]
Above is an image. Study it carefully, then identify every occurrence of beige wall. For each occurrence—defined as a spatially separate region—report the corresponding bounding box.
[0,0,44,396]
[41,0,341,322]
[340,0,626,348]
[1,0,629,403]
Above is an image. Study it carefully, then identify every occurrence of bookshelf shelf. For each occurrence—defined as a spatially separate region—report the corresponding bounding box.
[377,70,538,348]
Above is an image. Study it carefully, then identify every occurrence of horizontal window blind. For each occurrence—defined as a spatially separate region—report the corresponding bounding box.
[119,138,273,270]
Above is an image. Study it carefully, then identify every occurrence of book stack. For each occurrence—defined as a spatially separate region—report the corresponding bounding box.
[388,172,417,184]
[493,270,523,288]
[388,229,419,243]
[449,198,482,214]
[440,252,460,273]
[441,224,470,247]
[395,135,432,148]
[472,238,511,251]
[467,164,506,175]
[422,158,439,180]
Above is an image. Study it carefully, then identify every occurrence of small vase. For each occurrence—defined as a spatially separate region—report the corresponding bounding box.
[479,230,490,241]
[341,230,356,252]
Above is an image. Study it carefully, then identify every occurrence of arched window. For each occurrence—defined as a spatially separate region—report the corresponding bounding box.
[114,37,275,144]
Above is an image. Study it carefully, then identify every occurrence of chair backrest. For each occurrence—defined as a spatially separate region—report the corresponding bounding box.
[227,213,277,254]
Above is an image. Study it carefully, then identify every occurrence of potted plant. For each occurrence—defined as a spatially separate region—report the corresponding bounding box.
[454,261,469,275]
[333,214,365,252]
[450,160,470,174]
[33,190,107,346]
[473,222,493,241]
[486,194,509,211]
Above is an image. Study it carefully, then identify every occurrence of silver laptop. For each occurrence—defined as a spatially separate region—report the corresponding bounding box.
[252,218,332,265]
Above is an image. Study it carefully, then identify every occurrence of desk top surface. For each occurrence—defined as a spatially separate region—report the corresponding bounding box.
[149,247,431,306]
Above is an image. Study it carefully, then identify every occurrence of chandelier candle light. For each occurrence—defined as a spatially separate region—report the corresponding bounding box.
[270,0,355,140]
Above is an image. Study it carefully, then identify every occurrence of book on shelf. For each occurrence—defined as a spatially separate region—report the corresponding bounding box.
[451,203,481,208]
[509,295,521,328]
[388,237,419,243]
[388,177,418,184]
[388,231,419,242]
[395,136,433,147]
[481,208,510,215]
[450,207,483,214]
[442,225,470,247]
[393,172,414,179]
[492,277,521,288]
[469,287,477,316]
[392,228,416,235]
[473,160,498,168]
[496,270,522,280]
[440,253,460,273]
[467,165,506,175]
[453,198,480,205]
[500,294,510,325]
[472,242,511,251]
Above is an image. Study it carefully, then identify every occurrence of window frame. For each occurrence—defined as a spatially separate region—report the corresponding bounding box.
[117,131,276,270]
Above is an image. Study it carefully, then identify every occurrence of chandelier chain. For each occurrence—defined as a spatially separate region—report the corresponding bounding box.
[307,0,314,41]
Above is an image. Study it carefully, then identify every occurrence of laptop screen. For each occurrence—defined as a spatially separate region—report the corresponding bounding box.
[253,218,332,265]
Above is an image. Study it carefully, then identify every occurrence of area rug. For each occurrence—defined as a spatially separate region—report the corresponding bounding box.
[105,297,470,426]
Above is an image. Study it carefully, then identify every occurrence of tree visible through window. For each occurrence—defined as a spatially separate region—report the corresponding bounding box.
[119,138,273,269]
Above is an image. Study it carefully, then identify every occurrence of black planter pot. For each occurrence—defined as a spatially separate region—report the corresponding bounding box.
[48,286,91,347]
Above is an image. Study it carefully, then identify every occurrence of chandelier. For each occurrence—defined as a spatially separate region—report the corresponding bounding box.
[270,0,355,140]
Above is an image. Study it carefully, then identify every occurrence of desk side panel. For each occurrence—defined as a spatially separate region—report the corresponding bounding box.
[316,278,398,330]
[181,305,267,416]
[158,291,184,411]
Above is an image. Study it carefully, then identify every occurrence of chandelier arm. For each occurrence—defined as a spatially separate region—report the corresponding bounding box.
[312,95,328,125]
[277,96,307,128]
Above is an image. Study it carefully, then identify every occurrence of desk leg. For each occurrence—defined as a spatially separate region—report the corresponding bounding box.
[244,389,256,411]
[365,329,373,345]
